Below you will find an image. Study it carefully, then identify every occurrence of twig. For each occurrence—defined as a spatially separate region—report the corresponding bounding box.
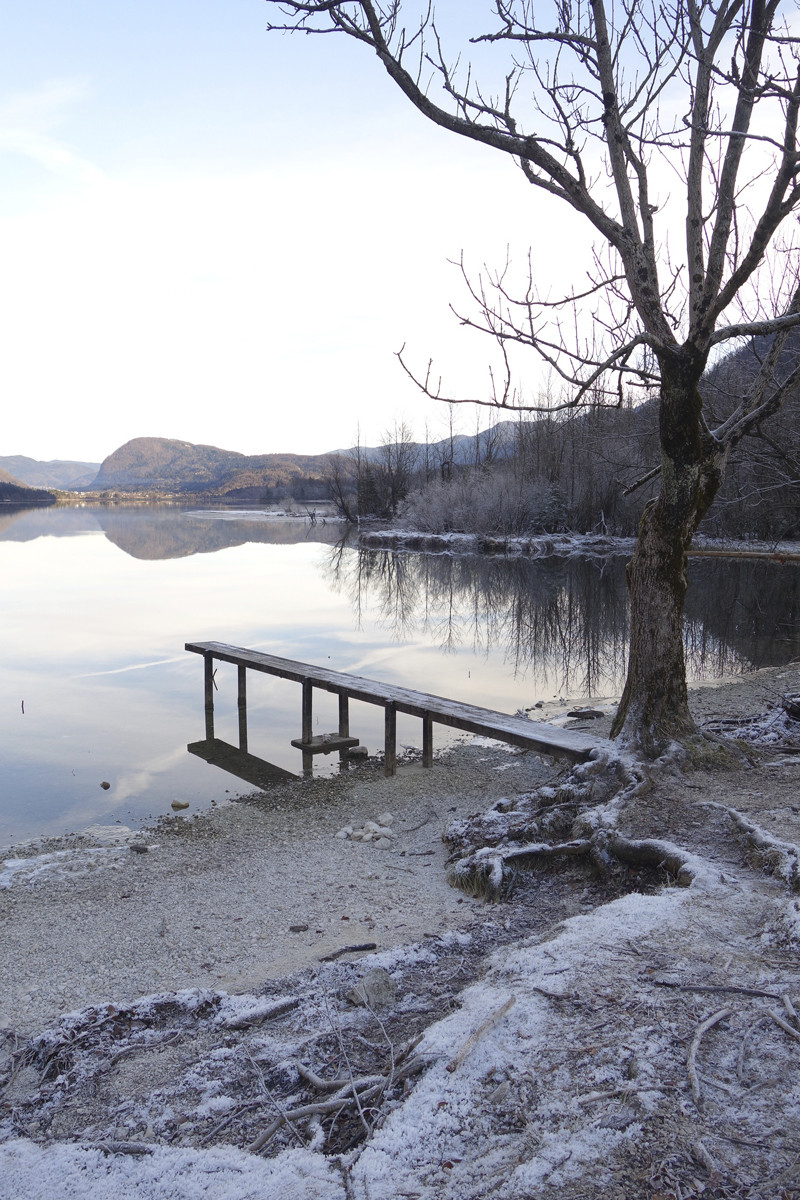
[200,1099,267,1145]
[738,1015,770,1083]
[770,1010,800,1044]
[784,994,800,1028]
[446,996,516,1073]
[326,994,371,1138]
[296,1062,385,1093]
[91,1141,154,1156]
[653,980,781,999]
[225,997,300,1029]
[692,1140,719,1176]
[246,1049,304,1148]
[246,1084,383,1153]
[687,1008,733,1109]
[319,943,377,963]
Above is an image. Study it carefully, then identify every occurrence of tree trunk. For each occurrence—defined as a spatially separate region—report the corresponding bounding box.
[611,351,722,756]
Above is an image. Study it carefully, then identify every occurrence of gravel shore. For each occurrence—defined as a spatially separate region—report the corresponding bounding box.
[0,744,555,1037]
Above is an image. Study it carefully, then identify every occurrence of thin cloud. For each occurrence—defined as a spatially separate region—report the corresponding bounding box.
[0,79,106,186]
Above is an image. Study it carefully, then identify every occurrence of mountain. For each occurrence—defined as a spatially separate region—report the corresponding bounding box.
[0,465,56,504]
[0,456,101,489]
[89,437,332,499]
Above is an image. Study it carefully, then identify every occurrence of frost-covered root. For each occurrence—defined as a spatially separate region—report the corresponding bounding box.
[726,807,800,891]
[444,752,638,867]
[448,829,699,899]
[445,752,667,898]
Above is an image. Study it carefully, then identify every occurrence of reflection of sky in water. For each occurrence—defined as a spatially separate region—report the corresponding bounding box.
[2,505,799,845]
[0,508,559,844]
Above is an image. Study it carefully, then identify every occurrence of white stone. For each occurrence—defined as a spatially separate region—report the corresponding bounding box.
[334,830,350,840]
[377,812,394,826]
[375,837,391,849]
[364,821,380,833]
[373,826,392,838]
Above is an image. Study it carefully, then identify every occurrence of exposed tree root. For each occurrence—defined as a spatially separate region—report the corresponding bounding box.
[724,807,800,891]
[444,752,697,899]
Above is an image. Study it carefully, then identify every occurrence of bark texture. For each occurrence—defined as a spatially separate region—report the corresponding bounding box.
[611,353,723,754]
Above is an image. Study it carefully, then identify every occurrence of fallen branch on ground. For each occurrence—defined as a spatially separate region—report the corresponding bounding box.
[247,1083,385,1153]
[446,997,516,1073]
[770,1010,800,1044]
[653,980,782,1000]
[319,944,377,963]
[687,1008,733,1109]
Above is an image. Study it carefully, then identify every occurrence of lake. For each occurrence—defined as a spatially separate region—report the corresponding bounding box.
[2,503,798,845]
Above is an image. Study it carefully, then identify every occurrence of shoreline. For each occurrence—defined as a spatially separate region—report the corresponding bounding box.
[3,661,800,1196]
[1,661,797,1038]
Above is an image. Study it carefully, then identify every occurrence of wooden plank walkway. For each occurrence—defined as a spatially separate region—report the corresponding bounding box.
[186,640,609,776]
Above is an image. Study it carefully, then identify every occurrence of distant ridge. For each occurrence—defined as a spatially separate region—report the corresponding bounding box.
[0,455,100,489]
[0,465,56,504]
[89,437,331,500]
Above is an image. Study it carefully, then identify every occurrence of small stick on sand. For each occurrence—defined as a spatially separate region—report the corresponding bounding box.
[770,1010,800,1044]
[687,1007,733,1109]
[783,994,800,1028]
[446,996,516,1074]
[318,943,377,963]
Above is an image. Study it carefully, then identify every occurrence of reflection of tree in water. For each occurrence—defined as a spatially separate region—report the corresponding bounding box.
[685,559,800,675]
[325,545,800,695]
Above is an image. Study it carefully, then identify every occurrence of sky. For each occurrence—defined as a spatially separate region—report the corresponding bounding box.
[0,1,594,463]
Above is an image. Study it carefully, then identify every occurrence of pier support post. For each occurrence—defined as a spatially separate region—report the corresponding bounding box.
[422,713,433,768]
[204,654,215,741]
[238,665,248,752]
[338,693,350,738]
[384,702,397,777]
[302,679,313,744]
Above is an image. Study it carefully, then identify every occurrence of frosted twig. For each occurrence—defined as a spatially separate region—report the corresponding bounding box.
[246,1084,384,1153]
[687,1008,733,1109]
[770,1010,800,1044]
[738,1015,770,1083]
[446,996,516,1073]
[783,994,800,1028]
[692,1140,719,1176]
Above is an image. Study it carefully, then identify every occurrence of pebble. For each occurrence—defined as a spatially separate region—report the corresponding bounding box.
[171,800,190,811]
[129,843,149,855]
[377,812,394,826]
[100,782,111,791]
[375,838,391,849]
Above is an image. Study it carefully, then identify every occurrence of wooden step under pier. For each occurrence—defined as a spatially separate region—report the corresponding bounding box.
[185,641,611,776]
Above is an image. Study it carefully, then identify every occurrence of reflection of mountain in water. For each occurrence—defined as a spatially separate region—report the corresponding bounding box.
[326,546,800,692]
[0,505,350,559]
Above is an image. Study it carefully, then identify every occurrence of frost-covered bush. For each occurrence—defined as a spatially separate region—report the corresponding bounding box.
[400,469,567,536]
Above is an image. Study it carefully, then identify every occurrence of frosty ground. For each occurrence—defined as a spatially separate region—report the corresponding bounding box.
[2,664,800,1199]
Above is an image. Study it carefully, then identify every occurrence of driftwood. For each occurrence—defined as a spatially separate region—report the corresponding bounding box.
[445,997,516,1074]
[687,1008,733,1109]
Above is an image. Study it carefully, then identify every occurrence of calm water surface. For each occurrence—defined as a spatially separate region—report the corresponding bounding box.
[2,504,798,845]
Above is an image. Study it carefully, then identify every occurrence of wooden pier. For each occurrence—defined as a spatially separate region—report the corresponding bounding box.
[185,640,608,776]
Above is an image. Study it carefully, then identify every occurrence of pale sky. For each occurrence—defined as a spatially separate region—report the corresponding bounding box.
[0,1,592,463]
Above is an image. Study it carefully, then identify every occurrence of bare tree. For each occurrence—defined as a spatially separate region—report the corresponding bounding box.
[266,0,800,756]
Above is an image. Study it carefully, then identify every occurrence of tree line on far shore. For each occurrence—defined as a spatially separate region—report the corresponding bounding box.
[325,339,800,542]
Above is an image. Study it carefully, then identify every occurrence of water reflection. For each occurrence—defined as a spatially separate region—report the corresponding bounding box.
[326,546,800,694]
[187,738,296,787]
[0,504,347,559]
